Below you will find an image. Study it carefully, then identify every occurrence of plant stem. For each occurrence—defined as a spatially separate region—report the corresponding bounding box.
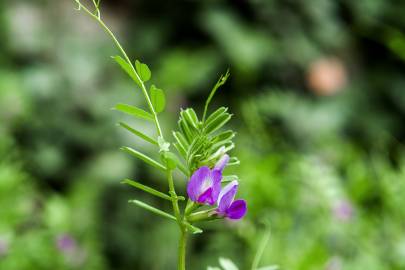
[167,169,188,269]
[178,228,187,270]
[75,2,188,268]
[75,1,164,138]
[167,170,181,222]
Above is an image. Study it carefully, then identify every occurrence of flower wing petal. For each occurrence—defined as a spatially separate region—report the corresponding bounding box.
[187,166,210,202]
[226,199,247,220]
[217,180,238,214]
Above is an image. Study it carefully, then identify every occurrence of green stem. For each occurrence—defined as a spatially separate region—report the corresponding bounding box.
[178,228,187,270]
[75,1,164,138]
[167,170,181,222]
[167,169,188,269]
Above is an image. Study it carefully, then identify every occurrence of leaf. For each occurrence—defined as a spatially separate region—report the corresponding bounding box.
[179,118,195,143]
[204,113,232,134]
[182,108,200,129]
[122,179,172,201]
[222,175,239,183]
[129,200,176,220]
[121,147,166,171]
[203,69,230,121]
[112,56,142,87]
[211,130,236,144]
[219,258,239,270]
[150,85,166,113]
[135,60,151,82]
[173,142,187,161]
[118,122,158,145]
[207,267,221,270]
[227,156,240,166]
[256,266,279,270]
[184,222,203,234]
[173,131,189,151]
[162,152,178,170]
[114,103,154,121]
[205,107,228,126]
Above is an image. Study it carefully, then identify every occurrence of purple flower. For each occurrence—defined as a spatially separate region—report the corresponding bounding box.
[333,200,354,222]
[56,234,77,252]
[216,180,247,220]
[187,166,222,205]
[187,154,230,205]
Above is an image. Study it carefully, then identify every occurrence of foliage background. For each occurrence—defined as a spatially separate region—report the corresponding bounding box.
[1,0,405,269]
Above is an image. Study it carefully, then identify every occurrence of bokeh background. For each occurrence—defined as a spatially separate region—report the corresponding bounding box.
[1,0,405,269]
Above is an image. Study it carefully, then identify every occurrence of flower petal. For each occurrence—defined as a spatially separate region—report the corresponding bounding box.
[226,199,247,220]
[197,187,214,205]
[214,154,230,172]
[217,180,238,214]
[210,169,222,204]
[187,166,210,202]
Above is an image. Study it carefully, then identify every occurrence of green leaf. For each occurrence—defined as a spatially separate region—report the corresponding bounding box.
[129,199,176,220]
[219,258,239,270]
[207,267,221,270]
[222,175,239,183]
[211,130,235,144]
[184,222,203,234]
[114,103,154,121]
[256,266,279,270]
[228,156,240,166]
[173,131,189,147]
[204,113,232,134]
[205,107,228,126]
[121,147,166,171]
[150,85,166,113]
[203,70,230,121]
[162,152,178,170]
[112,56,142,87]
[161,152,188,176]
[173,142,187,161]
[179,118,195,143]
[173,132,188,159]
[118,122,158,145]
[135,60,151,82]
[182,108,200,129]
[122,179,172,201]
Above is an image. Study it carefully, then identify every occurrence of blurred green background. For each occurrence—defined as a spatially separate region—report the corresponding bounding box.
[1,0,405,269]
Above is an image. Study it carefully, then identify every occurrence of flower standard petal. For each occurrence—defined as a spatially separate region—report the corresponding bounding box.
[217,180,238,214]
[226,199,247,220]
[214,154,230,172]
[187,166,210,202]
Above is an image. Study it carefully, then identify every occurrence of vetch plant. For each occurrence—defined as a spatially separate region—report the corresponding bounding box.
[73,1,247,269]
